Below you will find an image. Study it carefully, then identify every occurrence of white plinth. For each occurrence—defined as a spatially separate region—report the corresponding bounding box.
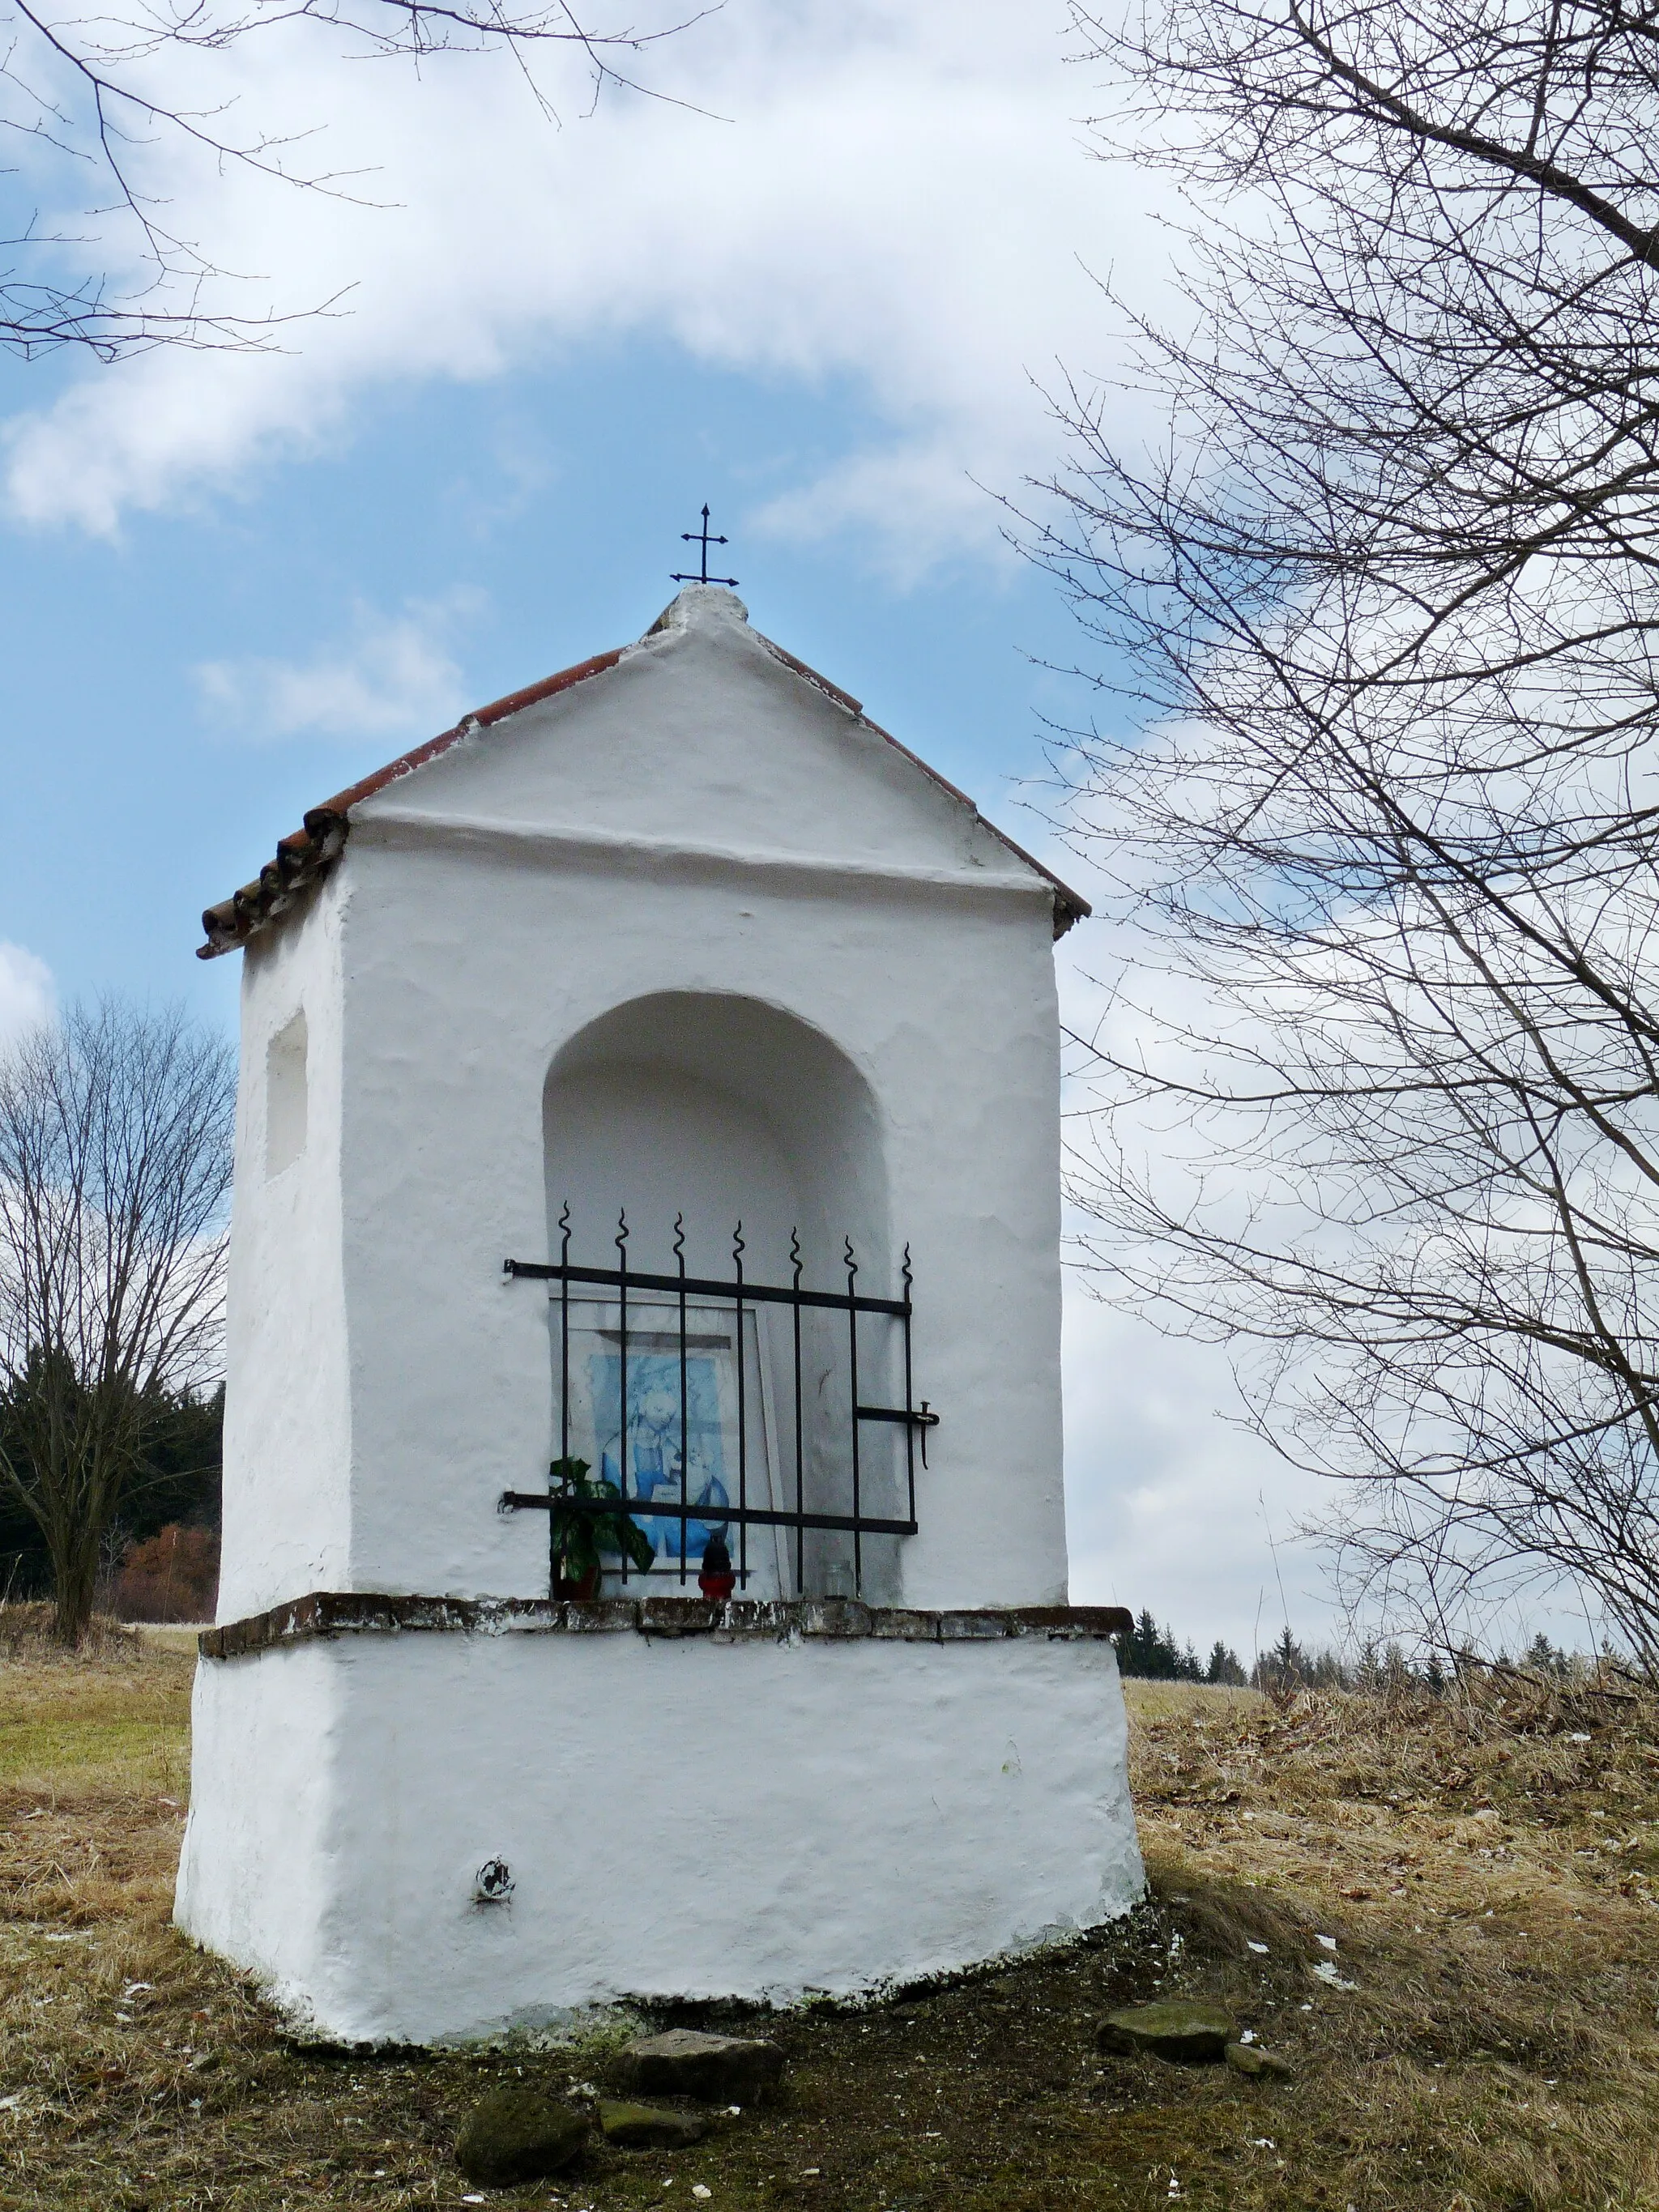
[175,1597,1144,2045]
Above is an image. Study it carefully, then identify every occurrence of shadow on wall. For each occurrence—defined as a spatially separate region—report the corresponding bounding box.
[543,990,889,1289]
[542,990,900,1602]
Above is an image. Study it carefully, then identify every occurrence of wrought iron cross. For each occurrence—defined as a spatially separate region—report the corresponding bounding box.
[672,504,739,587]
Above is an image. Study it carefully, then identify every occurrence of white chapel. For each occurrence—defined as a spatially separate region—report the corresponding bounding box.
[176,580,1144,2045]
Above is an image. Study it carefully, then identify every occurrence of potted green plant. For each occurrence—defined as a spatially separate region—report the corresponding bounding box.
[548,1457,655,1599]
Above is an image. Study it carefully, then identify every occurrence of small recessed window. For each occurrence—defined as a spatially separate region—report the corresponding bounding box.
[267,1011,308,1178]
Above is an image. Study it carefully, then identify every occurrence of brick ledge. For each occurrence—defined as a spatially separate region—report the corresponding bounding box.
[199,1592,1135,1660]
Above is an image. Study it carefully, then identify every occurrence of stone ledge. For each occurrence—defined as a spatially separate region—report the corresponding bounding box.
[198,1592,1135,1661]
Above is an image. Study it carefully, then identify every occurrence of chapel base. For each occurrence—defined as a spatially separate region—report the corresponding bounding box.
[175,1600,1145,2046]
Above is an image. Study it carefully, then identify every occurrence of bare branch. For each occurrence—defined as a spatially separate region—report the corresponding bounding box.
[0,0,717,356]
[0,999,233,1640]
[1044,0,1659,1663]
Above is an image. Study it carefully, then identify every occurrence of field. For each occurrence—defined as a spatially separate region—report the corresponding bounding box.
[3,1614,1659,2210]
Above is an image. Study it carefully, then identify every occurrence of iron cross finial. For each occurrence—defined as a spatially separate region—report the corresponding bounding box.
[672,504,739,588]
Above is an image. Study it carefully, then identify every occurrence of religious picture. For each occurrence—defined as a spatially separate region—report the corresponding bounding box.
[554,1297,787,1594]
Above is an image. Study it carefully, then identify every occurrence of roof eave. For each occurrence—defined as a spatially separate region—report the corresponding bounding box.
[195,650,625,959]
[749,631,1090,940]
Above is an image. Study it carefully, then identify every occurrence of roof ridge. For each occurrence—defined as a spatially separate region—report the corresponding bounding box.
[196,620,1090,959]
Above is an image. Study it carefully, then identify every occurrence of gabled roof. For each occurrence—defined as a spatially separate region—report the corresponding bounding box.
[197,596,1089,959]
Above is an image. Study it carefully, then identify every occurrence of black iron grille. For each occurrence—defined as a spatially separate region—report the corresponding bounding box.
[498,1210,937,1597]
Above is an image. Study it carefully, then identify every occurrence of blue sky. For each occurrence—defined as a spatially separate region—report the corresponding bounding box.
[0,346,1093,1025]
[0,0,1352,1656]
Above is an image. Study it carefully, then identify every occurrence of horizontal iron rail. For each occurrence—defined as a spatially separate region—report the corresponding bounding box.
[499,1491,919,1539]
[856,1403,939,1429]
[504,1256,908,1319]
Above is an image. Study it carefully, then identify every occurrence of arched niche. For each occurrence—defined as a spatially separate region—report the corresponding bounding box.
[544,991,887,1283]
[542,992,898,1600]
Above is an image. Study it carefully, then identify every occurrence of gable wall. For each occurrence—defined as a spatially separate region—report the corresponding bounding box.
[360,595,1031,886]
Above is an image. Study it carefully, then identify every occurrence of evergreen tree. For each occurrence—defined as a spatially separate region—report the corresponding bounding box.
[0,1379,222,1603]
[1253,1625,1307,1694]
[1115,1608,1184,1678]
[1525,1632,1569,1678]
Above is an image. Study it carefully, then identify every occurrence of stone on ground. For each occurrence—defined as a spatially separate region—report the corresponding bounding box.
[1096,2000,1238,2063]
[599,2099,709,2149]
[454,2086,588,2183]
[618,2029,785,2103]
[1225,2041,1293,2078]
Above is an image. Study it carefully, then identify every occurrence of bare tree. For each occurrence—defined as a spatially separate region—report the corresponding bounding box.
[1040,0,1659,1663]
[0,999,233,1643]
[0,0,709,359]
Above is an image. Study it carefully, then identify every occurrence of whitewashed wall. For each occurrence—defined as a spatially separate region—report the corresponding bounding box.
[219,880,354,1619]
[189,589,1139,2040]
[219,586,1069,1615]
[177,1628,1143,2047]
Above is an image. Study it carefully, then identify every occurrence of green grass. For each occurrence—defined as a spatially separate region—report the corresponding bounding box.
[0,1618,191,1791]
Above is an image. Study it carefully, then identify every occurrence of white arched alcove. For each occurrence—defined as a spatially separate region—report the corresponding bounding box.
[543,993,900,1600]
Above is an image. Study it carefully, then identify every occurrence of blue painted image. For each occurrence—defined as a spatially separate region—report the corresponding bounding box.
[591,1350,731,1569]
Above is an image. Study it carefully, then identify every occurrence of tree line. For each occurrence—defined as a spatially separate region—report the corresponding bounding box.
[0,1375,222,1613]
[1114,1609,1584,1693]
[1112,1610,1249,1685]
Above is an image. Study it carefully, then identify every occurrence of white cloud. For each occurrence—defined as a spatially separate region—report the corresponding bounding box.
[0,1,1167,559]
[1041,839,1350,1660]
[193,590,483,742]
[0,944,54,1046]
[1062,1284,1338,1660]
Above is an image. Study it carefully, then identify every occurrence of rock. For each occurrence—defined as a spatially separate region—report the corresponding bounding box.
[1225,2041,1293,2079]
[617,2029,785,2104]
[454,2086,588,2184]
[599,2099,709,2149]
[1096,2000,1238,2064]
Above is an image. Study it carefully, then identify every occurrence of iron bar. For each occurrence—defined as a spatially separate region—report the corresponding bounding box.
[902,1242,918,1523]
[558,1205,571,1461]
[733,1224,748,1591]
[791,1227,804,1600]
[556,1203,570,1598]
[616,1212,630,1585]
[500,1492,919,1538]
[846,1238,861,1594]
[505,1256,906,1318]
[675,1214,689,1588]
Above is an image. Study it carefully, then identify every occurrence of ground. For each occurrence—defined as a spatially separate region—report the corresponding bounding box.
[4,1613,1659,2210]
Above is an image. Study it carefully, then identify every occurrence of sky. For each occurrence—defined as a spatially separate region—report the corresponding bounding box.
[0,0,1341,1656]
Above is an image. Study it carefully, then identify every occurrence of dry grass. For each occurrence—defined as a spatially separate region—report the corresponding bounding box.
[4,1616,1659,2210]
[1122,1670,1659,2208]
